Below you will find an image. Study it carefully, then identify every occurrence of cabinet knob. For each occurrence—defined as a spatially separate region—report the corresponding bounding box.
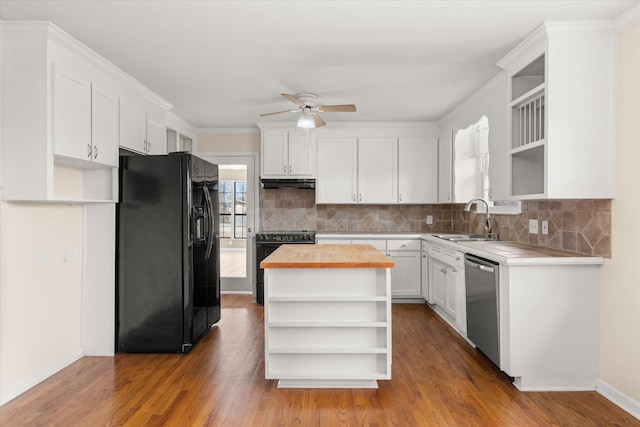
[455,256,460,261]
[147,141,151,153]
[422,254,427,258]
[359,194,362,202]
[284,165,287,173]
[352,194,356,202]
[399,194,402,202]
[93,146,98,159]
[289,165,292,174]
[87,144,92,158]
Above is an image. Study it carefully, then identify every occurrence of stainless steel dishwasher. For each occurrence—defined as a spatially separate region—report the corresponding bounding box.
[465,254,500,367]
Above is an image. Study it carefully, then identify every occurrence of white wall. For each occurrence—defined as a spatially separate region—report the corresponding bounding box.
[0,201,84,404]
[598,20,640,415]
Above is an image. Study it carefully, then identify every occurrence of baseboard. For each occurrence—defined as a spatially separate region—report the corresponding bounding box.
[597,379,640,420]
[0,347,83,406]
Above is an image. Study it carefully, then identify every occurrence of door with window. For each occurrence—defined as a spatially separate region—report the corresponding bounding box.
[199,155,256,293]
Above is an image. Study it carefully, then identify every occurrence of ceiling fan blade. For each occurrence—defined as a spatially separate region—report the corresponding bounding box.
[317,104,357,113]
[311,113,326,127]
[281,93,306,107]
[259,109,297,117]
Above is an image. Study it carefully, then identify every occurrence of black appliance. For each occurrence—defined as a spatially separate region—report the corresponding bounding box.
[117,152,221,353]
[254,231,316,305]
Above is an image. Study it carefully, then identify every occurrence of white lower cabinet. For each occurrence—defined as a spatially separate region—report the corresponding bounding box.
[428,241,466,336]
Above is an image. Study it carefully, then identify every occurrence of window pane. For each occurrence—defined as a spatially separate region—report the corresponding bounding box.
[220,214,232,238]
[234,214,247,239]
[219,181,232,214]
[234,181,247,215]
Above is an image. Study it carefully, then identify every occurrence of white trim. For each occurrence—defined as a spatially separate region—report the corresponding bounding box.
[615,4,640,33]
[0,347,83,405]
[597,379,640,420]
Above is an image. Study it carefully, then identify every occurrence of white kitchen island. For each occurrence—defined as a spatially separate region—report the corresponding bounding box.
[260,244,394,388]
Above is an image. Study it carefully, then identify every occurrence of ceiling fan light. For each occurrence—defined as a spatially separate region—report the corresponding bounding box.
[297,111,315,128]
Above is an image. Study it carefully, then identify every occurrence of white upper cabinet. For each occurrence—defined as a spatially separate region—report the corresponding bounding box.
[1,21,172,202]
[498,22,615,199]
[358,138,398,204]
[119,99,147,154]
[437,131,453,203]
[91,83,119,167]
[261,129,315,178]
[398,137,437,204]
[315,125,439,205]
[52,62,92,162]
[119,100,167,155]
[146,114,168,155]
[316,137,357,204]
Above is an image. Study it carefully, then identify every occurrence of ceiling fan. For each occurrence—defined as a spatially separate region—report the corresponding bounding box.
[259,93,357,128]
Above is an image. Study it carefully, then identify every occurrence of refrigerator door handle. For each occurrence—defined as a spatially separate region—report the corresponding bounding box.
[203,185,215,260]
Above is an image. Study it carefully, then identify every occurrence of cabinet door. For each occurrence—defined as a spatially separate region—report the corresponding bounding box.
[52,62,92,161]
[398,138,437,203]
[316,137,357,204]
[91,83,118,166]
[146,115,167,155]
[438,130,453,203]
[444,267,458,318]
[421,252,429,301]
[262,131,288,176]
[388,251,421,297]
[288,130,314,176]
[358,138,397,204]
[119,98,147,154]
[431,259,446,308]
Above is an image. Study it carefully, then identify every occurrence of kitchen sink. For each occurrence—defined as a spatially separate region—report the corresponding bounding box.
[432,234,498,242]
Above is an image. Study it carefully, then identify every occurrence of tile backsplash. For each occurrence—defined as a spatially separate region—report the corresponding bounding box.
[259,188,612,257]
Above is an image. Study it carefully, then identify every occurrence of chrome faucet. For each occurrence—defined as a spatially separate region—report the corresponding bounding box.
[464,198,492,235]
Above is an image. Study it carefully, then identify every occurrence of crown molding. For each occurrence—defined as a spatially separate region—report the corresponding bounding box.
[497,20,616,74]
[1,20,173,111]
[615,3,640,33]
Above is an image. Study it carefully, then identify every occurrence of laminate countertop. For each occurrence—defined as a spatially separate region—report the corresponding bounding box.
[260,244,395,269]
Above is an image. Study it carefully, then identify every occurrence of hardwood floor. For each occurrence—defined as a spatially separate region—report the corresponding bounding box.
[1,294,638,426]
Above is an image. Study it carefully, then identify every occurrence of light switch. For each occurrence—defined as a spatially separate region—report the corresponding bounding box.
[542,220,549,235]
[529,219,539,234]
[427,215,433,225]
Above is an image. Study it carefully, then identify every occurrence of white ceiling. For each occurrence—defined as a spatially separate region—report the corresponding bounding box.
[1,1,637,129]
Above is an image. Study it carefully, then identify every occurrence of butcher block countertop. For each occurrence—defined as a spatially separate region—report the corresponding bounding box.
[260,244,395,269]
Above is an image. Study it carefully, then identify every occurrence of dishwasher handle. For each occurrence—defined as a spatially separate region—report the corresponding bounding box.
[465,258,496,273]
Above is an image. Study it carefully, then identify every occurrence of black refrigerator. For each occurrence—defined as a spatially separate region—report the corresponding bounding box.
[116,152,221,353]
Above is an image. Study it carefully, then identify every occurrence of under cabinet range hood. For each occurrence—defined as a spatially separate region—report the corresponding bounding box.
[260,178,315,190]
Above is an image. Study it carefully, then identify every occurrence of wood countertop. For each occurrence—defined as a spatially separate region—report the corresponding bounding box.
[260,244,395,269]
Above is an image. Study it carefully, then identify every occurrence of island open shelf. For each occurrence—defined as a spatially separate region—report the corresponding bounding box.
[261,244,394,388]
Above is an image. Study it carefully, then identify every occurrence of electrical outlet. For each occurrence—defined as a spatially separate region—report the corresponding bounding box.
[541,220,549,235]
[529,219,539,234]
[426,215,433,225]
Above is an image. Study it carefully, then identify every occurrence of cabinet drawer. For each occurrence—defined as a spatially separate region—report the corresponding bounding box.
[352,239,386,251]
[386,239,420,251]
